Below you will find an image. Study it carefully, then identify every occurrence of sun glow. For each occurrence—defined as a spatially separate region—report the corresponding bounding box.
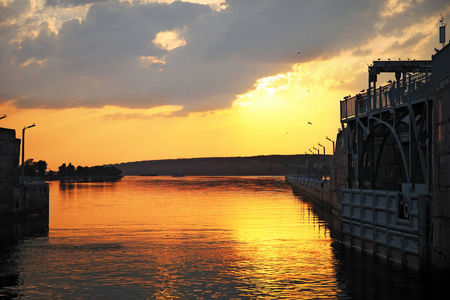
[153,29,187,51]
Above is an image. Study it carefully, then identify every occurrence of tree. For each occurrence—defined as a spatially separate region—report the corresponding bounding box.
[36,160,47,176]
[58,163,67,175]
[66,163,75,176]
[24,159,36,176]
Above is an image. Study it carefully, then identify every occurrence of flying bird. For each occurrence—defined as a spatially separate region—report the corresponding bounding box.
[307,122,312,125]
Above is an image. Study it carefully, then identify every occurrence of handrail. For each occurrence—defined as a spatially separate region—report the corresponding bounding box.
[340,73,431,121]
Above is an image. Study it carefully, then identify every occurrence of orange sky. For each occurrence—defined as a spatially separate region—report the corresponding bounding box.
[1,1,448,170]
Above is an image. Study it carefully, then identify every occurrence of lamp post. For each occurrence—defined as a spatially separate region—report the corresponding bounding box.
[318,142,325,155]
[309,148,314,155]
[313,146,319,155]
[326,136,335,154]
[0,114,6,120]
[22,123,36,177]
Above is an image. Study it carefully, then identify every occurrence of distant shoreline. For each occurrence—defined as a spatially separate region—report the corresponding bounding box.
[26,175,123,182]
[115,154,332,177]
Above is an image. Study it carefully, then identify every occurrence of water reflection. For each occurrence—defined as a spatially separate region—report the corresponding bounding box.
[291,189,447,300]
[0,176,442,299]
[0,215,49,299]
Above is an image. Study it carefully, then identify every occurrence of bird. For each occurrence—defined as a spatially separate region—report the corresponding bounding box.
[360,89,365,92]
[378,58,381,60]
[388,79,392,83]
[307,122,312,125]
[399,58,401,60]
[297,52,301,54]
[407,58,410,60]
[434,48,440,52]
[388,58,391,60]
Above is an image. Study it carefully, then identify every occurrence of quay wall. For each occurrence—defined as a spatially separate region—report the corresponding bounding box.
[286,44,450,273]
[431,44,450,273]
[285,175,333,210]
[0,127,49,221]
[286,130,346,213]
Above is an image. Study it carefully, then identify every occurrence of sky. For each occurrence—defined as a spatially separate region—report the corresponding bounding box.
[1,0,449,170]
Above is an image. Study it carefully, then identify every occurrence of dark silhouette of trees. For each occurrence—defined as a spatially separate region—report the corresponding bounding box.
[58,163,66,175]
[24,159,36,176]
[36,160,47,176]
[23,159,47,176]
[56,163,122,178]
[20,159,121,180]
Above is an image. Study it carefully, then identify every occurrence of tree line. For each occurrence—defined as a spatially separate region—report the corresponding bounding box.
[23,159,122,177]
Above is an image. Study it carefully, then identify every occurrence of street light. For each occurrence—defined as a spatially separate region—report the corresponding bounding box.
[22,123,36,177]
[318,142,325,155]
[326,136,335,154]
[0,114,6,120]
[313,146,319,155]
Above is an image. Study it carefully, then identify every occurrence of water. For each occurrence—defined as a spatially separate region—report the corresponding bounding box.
[0,176,441,299]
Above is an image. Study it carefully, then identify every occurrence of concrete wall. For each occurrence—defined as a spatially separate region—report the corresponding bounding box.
[0,128,21,213]
[0,127,49,220]
[285,176,334,211]
[330,131,347,211]
[431,43,450,272]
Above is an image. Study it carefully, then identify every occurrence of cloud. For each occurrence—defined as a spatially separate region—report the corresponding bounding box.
[378,0,450,36]
[0,0,448,113]
[382,32,429,54]
[45,0,109,7]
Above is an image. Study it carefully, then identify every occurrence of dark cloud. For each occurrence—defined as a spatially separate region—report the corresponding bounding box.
[378,0,450,36]
[0,0,30,24]
[382,32,429,54]
[0,0,447,113]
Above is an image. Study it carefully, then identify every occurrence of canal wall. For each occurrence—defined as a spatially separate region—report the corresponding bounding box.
[286,42,450,273]
[431,43,450,273]
[286,130,346,213]
[0,127,49,221]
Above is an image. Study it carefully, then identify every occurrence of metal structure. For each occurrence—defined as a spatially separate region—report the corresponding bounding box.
[339,60,433,269]
[326,136,335,154]
[21,123,36,177]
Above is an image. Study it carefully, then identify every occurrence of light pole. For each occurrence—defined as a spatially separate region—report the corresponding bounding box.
[313,146,319,155]
[22,123,36,177]
[309,148,314,155]
[318,143,325,155]
[326,136,335,154]
[0,114,6,120]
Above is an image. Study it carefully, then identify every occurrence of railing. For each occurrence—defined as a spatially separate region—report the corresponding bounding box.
[340,73,431,121]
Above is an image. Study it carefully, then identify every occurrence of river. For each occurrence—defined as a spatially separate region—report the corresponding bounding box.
[0,176,442,299]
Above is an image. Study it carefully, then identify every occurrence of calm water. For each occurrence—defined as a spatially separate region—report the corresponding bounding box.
[0,176,442,299]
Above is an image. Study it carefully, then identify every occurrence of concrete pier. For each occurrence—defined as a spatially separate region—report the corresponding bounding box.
[0,127,49,221]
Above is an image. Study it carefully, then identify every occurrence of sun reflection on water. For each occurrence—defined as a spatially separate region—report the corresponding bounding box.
[4,176,434,300]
